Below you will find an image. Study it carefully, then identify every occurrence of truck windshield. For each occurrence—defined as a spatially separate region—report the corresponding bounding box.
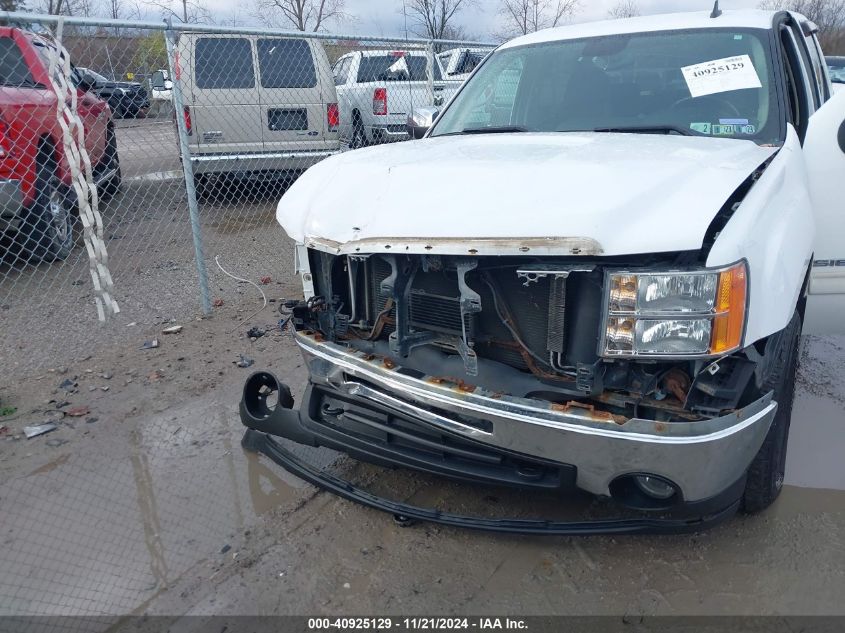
[431,28,782,144]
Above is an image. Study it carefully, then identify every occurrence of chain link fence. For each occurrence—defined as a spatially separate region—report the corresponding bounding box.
[0,11,495,380]
[0,11,497,625]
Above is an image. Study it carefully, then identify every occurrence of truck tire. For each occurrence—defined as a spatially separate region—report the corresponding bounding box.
[351,114,367,150]
[23,151,74,262]
[99,126,122,200]
[742,311,801,513]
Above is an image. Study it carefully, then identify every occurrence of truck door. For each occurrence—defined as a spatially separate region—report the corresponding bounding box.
[802,87,845,334]
[187,35,263,156]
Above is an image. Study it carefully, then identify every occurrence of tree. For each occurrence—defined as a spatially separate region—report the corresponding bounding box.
[148,0,214,24]
[497,0,579,38]
[404,0,475,40]
[253,0,347,31]
[132,31,168,75]
[608,0,640,19]
[758,0,845,51]
[0,0,27,10]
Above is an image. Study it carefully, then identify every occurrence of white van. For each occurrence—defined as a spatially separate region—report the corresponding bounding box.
[176,34,341,188]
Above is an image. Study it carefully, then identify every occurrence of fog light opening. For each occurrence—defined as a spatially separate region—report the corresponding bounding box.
[609,473,681,510]
[634,475,676,500]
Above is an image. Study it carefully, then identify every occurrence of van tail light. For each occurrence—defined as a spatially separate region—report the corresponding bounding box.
[183,106,192,136]
[373,88,387,116]
[327,103,339,132]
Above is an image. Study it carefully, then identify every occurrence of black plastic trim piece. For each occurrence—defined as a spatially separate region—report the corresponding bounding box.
[241,429,740,536]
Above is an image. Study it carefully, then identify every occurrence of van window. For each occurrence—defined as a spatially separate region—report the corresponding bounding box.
[195,38,255,89]
[0,38,36,86]
[357,54,429,82]
[258,39,317,89]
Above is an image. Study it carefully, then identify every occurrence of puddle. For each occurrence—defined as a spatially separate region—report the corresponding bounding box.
[785,390,845,492]
[0,398,309,617]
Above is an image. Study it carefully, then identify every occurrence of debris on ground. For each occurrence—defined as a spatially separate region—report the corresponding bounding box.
[235,355,255,368]
[246,327,265,340]
[24,423,58,439]
[260,276,272,285]
[213,298,225,307]
[100,372,113,380]
[126,322,137,327]
[86,417,98,424]
[64,405,91,418]
[141,339,160,350]
[220,544,231,554]
[59,378,78,393]
[147,370,165,382]
[162,325,183,335]
[0,425,9,435]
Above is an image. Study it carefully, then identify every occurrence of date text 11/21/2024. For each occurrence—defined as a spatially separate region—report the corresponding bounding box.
[306,617,529,630]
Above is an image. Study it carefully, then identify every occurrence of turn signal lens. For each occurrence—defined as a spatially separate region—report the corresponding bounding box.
[710,262,747,354]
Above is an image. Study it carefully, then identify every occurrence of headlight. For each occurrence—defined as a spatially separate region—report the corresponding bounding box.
[602,262,747,357]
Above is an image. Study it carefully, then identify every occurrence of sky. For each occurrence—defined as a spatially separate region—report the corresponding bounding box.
[192,0,765,40]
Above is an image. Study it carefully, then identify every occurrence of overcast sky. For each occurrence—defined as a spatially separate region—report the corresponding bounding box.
[191,0,765,40]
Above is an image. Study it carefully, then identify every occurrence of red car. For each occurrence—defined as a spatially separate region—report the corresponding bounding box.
[0,27,121,262]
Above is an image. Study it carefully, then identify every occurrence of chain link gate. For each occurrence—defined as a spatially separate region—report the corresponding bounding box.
[0,10,495,622]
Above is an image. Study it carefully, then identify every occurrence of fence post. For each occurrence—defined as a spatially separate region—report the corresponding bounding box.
[164,23,212,316]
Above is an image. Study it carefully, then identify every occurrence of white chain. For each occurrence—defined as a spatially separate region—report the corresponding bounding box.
[47,18,119,321]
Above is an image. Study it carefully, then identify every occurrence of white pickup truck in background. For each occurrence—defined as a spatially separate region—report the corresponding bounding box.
[332,49,463,148]
[437,47,491,81]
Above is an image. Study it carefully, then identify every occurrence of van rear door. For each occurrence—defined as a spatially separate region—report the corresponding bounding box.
[257,38,333,153]
[187,36,263,155]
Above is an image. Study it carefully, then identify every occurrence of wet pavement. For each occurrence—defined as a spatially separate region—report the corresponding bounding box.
[1,334,844,620]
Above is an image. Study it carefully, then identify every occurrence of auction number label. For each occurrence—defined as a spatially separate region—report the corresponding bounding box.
[681,54,762,98]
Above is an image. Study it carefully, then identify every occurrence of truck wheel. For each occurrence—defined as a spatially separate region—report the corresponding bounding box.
[742,311,801,513]
[351,116,367,149]
[23,152,74,262]
[100,126,122,200]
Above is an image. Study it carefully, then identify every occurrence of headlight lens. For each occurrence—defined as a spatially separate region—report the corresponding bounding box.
[603,262,747,357]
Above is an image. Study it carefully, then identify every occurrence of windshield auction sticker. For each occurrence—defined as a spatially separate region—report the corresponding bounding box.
[681,54,762,98]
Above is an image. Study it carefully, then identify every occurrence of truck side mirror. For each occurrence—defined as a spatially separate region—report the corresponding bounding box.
[407,106,439,139]
[164,80,173,90]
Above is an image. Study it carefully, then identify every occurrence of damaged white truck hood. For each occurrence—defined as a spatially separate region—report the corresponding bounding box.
[277,133,778,256]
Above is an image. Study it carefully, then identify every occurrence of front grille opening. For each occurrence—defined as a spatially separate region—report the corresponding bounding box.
[364,255,567,375]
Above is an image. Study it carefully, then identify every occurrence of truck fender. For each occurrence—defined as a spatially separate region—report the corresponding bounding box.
[706,127,813,346]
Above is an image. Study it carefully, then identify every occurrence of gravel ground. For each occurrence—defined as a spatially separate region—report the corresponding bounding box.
[1,118,845,625]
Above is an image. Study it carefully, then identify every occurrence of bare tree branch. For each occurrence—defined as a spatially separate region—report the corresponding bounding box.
[608,0,640,19]
[252,0,348,32]
[497,0,579,38]
[404,0,476,40]
[147,0,214,24]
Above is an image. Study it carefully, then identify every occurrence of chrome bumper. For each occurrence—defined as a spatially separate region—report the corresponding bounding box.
[295,331,776,502]
[189,149,338,175]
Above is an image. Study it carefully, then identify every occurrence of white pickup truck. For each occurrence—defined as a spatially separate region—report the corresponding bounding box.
[332,50,460,148]
[242,8,845,534]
